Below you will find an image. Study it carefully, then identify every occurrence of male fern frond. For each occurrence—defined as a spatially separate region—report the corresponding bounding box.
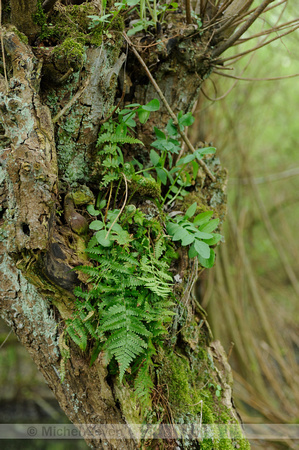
[97,133,144,146]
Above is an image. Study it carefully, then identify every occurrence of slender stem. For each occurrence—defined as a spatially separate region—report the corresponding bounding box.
[104,182,113,224]
[105,173,128,239]
[212,0,276,58]
[161,163,188,206]
[135,166,155,175]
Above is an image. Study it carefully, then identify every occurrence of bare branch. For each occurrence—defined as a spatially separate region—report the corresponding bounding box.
[219,23,299,63]
[212,0,276,57]
[214,70,299,82]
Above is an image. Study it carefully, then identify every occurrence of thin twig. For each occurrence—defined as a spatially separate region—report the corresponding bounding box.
[52,75,90,123]
[230,167,299,184]
[212,0,276,57]
[122,32,216,182]
[230,18,299,46]
[214,70,299,82]
[0,329,12,349]
[105,173,128,239]
[219,24,299,63]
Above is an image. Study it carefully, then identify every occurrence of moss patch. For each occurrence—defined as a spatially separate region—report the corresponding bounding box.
[158,350,250,449]
[53,38,85,72]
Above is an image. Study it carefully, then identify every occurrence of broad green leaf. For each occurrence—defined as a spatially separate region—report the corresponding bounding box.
[90,342,102,366]
[166,222,180,235]
[118,108,134,116]
[198,249,215,269]
[155,167,167,185]
[194,240,210,259]
[199,218,219,233]
[154,127,166,139]
[89,220,104,231]
[95,230,112,247]
[127,24,145,36]
[98,199,107,209]
[150,149,160,166]
[194,231,213,240]
[124,103,141,108]
[107,209,120,222]
[111,223,123,233]
[184,202,197,219]
[123,114,136,127]
[87,204,100,216]
[199,146,216,155]
[181,222,198,233]
[167,170,174,184]
[192,160,199,179]
[188,243,197,259]
[178,112,195,127]
[177,153,195,165]
[172,226,189,241]
[166,119,178,136]
[181,233,195,246]
[142,99,160,111]
[193,211,214,226]
[138,109,150,124]
[202,233,223,246]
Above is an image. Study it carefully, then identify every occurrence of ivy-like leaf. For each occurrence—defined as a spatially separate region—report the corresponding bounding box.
[194,240,210,259]
[95,230,113,247]
[184,202,197,219]
[197,248,215,269]
[89,220,104,231]
[142,99,160,111]
[150,149,160,166]
[87,204,100,216]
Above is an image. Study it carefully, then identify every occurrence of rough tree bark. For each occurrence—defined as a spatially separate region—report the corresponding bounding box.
[0,0,279,448]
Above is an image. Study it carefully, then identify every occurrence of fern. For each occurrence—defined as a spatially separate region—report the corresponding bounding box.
[134,357,154,408]
[66,318,88,351]
[97,133,143,146]
[138,253,173,298]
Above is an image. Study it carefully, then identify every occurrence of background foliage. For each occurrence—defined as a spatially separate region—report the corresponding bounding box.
[195,3,299,443]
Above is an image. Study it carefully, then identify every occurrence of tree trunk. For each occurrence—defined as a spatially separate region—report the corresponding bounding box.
[0,0,280,448]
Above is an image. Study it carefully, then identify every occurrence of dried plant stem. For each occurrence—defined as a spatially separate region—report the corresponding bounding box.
[214,70,299,82]
[219,24,299,63]
[123,32,216,182]
[212,0,276,57]
[105,173,128,239]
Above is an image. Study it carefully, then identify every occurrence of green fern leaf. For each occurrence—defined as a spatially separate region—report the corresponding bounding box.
[105,329,148,381]
[66,318,88,351]
[97,133,144,146]
[134,360,154,407]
